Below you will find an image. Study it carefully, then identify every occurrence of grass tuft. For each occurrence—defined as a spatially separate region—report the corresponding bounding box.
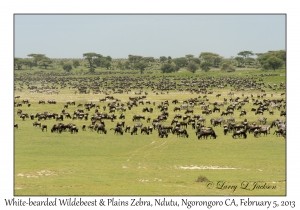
[196,175,210,182]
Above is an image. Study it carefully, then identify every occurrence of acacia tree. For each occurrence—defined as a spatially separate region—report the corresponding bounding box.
[257,50,285,70]
[172,57,188,68]
[237,51,254,59]
[189,57,201,65]
[23,59,34,69]
[159,56,167,63]
[38,57,53,69]
[185,54,194,60]
[134,61,148,74]
[200,62,212,72]
[14,58,24,70]
[101,59,112,70]
[27,54,46,66]
[83,52,101,72]
[128,55,143,65]
[267,56,283,70]
[244,57,256,66]
[234,56,244,67]
[199,52,222,67]
[220,60,236,72]
[186,61,199,73]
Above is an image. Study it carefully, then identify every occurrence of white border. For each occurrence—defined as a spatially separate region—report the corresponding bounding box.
[2,1,298,209]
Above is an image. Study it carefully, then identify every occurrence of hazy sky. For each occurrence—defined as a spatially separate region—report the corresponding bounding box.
[14,14,285,59]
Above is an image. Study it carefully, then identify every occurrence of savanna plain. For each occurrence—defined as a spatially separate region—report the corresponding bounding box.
[14,68,286,196]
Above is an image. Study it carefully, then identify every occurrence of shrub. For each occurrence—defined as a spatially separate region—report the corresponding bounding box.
[62,63,72,72]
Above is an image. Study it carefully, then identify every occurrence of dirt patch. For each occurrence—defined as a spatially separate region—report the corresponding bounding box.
[16,170,58,178]
[139,178,162,182]
[177,165,240,170]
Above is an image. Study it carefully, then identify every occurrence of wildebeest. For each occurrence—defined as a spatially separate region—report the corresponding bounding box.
[132,115,145,121]
[70,126,78,134]
[41,125,47,132]
[95,124,107,134]
[17,109,22,115]
[223,125,229,135]
[33,121,41,127]
[173,107,181,112]
[141,127,150,135]
[202,109,212,115]
[20,113,29,120]
[273,128,285,137]
[280,110,286,117]
[131,126,138,135]
[254,126,270,137]
[232,129,247,139]
[258,117,267,125]
[56,115,64,121]
[158,127,168,138]
[197,128,217,139]
[213,106,220,112]
[176,129,189,138]
[110,126,124,135]
[125,125,131,133]
[185,109,194,114]
[133,123,143,129]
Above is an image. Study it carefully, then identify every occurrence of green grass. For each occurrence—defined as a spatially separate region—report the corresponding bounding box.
[14,68,286,195]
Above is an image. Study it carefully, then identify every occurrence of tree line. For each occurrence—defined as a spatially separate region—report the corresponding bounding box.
[14,50,286,73]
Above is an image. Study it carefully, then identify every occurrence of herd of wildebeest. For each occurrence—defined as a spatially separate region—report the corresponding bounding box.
[14,72,286,140]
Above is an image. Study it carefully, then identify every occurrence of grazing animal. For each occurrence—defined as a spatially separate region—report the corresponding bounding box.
[33,121,41,127]
[110,127,124,135]
[197,129,217,139]
[131,126,138,135]
[176,129,189,138]
[141,127,150,135]
[232,129,247,139]
[158,127,168,138]
[41,125,47,132]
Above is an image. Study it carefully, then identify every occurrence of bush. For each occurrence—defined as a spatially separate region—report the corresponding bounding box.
[161,63,179,73]
[62,63,72,72]
[186,61,199,73]
[220,61,236,72]
[200,62,212,72]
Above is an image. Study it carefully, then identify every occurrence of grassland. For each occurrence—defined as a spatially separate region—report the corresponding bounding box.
[14,68,286,196]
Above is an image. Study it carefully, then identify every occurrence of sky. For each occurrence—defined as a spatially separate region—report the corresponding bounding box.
[14,14,286,59]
